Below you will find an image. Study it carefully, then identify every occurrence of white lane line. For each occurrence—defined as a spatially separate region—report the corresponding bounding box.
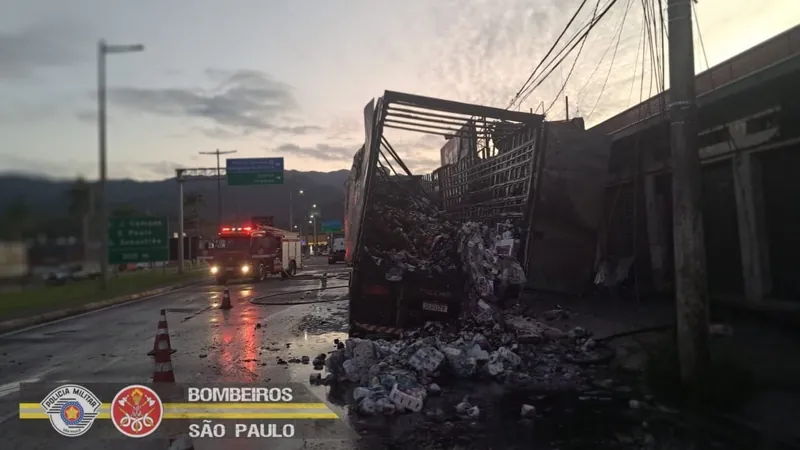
[91,356,122,374]
[0,282,207,338]
[0,409,17,426]
[0,367,59,399]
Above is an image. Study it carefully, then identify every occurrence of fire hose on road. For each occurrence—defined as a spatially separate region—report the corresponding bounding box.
[250,270,351,306]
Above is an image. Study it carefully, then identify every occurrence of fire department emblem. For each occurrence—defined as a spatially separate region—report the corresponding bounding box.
[110,385,164,438]
[40,384,102,437]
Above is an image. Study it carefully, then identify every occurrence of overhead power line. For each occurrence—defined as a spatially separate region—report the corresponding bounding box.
[507,0,592,109]
[509,0,625,111]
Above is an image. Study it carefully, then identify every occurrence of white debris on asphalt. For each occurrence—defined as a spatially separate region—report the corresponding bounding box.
[520,404,536,417]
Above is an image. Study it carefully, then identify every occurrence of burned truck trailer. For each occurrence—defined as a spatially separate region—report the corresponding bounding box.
[344,91,546,337]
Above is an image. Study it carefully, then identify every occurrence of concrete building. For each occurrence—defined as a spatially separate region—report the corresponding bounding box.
[591,25,800,303]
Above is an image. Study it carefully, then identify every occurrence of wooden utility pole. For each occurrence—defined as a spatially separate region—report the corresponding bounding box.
[667,0,710,384]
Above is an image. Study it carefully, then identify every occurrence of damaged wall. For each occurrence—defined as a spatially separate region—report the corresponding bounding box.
[526,122,613,294]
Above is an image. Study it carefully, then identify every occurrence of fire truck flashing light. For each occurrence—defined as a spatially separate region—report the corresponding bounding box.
[219,226,252,234]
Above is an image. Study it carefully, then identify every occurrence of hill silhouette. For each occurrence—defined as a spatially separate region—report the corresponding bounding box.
[0,169,349,234]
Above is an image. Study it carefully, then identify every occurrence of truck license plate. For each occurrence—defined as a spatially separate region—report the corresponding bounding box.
[422,302,448,313]
[225,267,234,272]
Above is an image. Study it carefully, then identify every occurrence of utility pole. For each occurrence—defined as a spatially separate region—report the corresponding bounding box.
[199,149,237,230]
[667,0,709,385]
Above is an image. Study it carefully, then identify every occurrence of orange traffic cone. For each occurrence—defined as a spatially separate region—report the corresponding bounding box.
[151,344,176,382]
[148,309,177,356]
[150,311,177,383]
[219,284,232,310]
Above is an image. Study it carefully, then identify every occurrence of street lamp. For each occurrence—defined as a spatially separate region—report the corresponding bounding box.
[289,188,304,231]
[98,39,144,290]
[309,214,318,252]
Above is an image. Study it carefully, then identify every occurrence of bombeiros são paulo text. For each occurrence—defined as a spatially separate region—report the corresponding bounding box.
[187,387,293,402]
[190,420,295,439]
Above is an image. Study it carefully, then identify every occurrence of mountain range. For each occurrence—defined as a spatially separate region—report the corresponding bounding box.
[0,169,350,234]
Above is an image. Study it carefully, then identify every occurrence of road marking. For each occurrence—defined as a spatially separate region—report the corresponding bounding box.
[0,282,207,339]
[91,356,122,374]
[0,367,59,399]
[0,409,17,426]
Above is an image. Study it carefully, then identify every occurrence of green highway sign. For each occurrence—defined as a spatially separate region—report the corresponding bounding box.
[108,216,169,264]
[321,219,343,233]
[226,157,284,186]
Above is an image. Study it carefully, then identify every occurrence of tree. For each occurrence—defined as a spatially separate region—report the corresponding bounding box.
[111,204,144,218]
[1,198,35,239]
[66,177,94,220]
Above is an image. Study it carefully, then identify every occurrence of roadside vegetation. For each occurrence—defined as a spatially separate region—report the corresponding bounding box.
[0,269,207,321]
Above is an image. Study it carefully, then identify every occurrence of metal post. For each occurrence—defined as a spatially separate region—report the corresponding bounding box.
[178,181,185,274]
[667,0,709,385]
[199,149,236,230]
[565,96,570,121]
[97,40,109,290]
[216,152,222,229]
[312,216,317,253]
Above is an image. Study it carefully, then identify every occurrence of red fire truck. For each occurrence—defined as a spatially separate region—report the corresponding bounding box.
[207,224,302,285]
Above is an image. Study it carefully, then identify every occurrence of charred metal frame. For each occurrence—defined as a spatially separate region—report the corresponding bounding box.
[366,91,545,225]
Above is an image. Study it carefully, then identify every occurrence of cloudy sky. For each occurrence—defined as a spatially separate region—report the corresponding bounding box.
[1,0,797,181]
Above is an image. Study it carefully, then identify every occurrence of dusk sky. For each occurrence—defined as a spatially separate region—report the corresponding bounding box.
[2,0,798,181]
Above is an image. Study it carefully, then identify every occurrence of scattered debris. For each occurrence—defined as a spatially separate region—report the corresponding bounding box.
[325,305,609,416]
[520,404,536,418]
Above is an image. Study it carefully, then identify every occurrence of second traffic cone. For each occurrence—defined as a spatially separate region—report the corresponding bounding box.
[219,284,232,310]
[151,336,176,382]
[148,309,177,356]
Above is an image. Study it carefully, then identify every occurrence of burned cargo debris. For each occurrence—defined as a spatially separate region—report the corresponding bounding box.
[325,311,610,417]
[361,177,460,280]
[361,174,529,314]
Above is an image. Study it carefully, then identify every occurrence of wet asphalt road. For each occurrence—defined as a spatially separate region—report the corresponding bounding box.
[0,257,355,450]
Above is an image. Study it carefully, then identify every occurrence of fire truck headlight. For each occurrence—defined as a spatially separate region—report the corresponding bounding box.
[241,265,250,274]
[210,266,219,275]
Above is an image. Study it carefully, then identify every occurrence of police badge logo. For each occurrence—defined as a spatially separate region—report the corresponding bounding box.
[110,385,164,438]
[40,384,102,437]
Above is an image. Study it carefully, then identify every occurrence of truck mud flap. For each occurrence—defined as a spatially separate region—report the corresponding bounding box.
[403,273,464,327]
[349,321,403,339]
[349,280,402,331]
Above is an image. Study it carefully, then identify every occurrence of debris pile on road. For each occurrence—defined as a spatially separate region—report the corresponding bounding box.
[325,307,610,416]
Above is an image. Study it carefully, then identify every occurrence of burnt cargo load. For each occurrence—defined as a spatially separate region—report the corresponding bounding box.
[344,92,545,337]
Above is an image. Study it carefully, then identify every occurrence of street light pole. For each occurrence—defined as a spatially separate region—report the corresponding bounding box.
[289,189,303,231]
[199,149,236,230]
[98,40,144,290]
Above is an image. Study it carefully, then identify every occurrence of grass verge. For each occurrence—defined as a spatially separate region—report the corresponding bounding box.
[0,270,208,322]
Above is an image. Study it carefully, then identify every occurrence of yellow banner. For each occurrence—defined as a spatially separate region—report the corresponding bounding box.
[19,402,339,420]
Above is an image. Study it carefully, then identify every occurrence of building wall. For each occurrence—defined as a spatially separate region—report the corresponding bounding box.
[600,82,800,302]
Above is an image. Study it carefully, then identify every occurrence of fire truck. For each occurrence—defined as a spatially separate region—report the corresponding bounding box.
[206,224,302,285]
